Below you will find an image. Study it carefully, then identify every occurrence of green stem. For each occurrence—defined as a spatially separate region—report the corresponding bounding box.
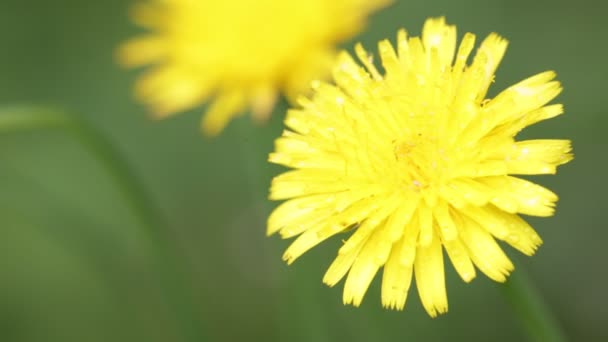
[235,117,330,342]
[0,106,205,342]
[500,268,566,342]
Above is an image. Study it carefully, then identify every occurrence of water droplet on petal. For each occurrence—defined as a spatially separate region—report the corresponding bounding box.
[507,234,520,244]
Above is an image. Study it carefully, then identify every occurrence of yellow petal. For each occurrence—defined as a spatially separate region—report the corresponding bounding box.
[451,32,475,86]
[134,66,213,118]
[397,214,420,267]
[504,139,573,175]
[433,200,458,241]
[479,176,559,217]
[396,28,410,68]
[355,43,382,80]
[269,171,349,200]
[473,33,508,101]
[250,85,278,123]
[445,178,491,206]
[460,215,513,282]
[417,204,434,247]
[201,90,247,136]
[443,237,476,283]
[484,71,561,129]
[381,235,414,310]
[323,237,366,287]
[378,39,400,79]
[421,16,457,69]
[415,235,448,317]
[476,205,542,256]
[282,223,330,265]
[267,194,328,236]
[338,199,391,255]
[118,36,167,67]
[343,228,385,306]
[381,195,420,243]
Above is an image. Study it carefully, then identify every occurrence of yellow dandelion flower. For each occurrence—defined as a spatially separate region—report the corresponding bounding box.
[267,17,573,317]
[118,0,389,136]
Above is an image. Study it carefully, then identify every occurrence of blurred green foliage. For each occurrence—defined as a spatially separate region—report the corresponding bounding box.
[0,0,606,341]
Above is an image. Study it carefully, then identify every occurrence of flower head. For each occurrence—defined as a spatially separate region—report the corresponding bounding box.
[267,17,572,316]
[118,0,389,135]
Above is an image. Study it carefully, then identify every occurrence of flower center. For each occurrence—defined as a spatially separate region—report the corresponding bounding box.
[393,133,449,193]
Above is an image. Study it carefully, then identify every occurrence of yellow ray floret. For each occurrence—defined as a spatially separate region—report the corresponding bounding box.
[267,17,573,317]
[118,0,389,135]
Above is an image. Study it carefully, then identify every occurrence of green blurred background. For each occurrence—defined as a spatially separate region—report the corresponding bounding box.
[0,0,605,341]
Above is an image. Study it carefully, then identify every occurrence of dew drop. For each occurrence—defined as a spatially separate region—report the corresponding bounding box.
[507,234,520,244]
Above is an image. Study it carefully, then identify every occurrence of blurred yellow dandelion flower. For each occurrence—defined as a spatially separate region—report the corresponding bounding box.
[267,17,572,317]
[118,0,389,136]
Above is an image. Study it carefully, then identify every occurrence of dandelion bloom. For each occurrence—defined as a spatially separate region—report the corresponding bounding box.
[267,17,572,316]
[118,0,389,135]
